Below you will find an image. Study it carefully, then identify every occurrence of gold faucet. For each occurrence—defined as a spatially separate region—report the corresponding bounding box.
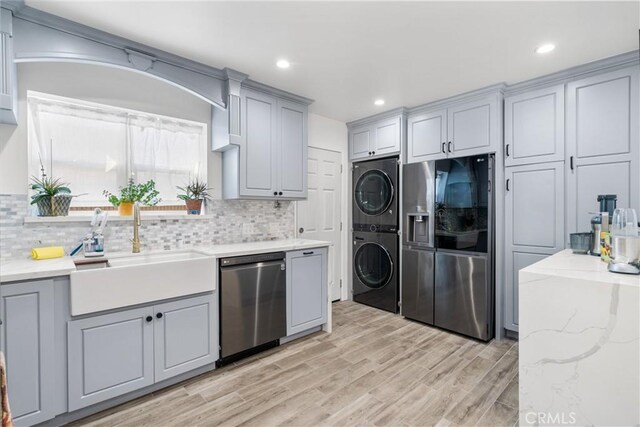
[132,202,141,253]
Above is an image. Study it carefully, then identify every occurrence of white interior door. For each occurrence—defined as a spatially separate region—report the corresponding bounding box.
[296,147,342,301]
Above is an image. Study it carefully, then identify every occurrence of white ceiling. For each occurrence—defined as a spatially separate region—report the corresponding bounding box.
[26,1,639,123]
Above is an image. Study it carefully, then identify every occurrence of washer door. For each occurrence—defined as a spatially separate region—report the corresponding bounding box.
[354,170,394,216]
[354,242,393,289]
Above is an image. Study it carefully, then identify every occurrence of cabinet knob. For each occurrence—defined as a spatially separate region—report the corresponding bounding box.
[145,316,153,322]
[156,312,163,319]
[278,191,283,196]
[273,191,278,196]
[368,151,372,155]
[372,151,375,155]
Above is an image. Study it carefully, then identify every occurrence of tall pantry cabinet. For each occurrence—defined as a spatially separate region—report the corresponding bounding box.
[503,64,639,334]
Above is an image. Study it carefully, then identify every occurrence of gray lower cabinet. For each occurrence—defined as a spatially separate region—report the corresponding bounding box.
[0,8,17,125]
[286,248,328,335]
[566,66,640,233]
[504,162,565,332]
[504,84,564,167]
[348,111,404,161]
[67,306,154,411]
[68,293,216,411]
[154,295,217,382]
[0,280,55,425]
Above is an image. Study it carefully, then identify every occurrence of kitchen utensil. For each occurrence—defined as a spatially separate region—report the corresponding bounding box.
[569,232,592,254]
[611,208,638,237]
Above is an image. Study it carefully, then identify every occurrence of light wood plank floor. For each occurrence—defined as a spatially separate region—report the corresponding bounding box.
[73,301,519,427]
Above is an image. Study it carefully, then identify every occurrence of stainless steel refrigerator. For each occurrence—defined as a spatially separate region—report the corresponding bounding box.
[402,155,494,341]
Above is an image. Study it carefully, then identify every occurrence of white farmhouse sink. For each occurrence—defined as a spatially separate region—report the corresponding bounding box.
[70,249,216,316]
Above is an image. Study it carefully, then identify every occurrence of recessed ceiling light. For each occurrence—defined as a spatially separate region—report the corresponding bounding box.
[276,59,290,69]
[535,43,556,54]
[374,99,385,106]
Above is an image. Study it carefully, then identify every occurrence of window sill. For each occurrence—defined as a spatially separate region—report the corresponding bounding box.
[23,213,212,224]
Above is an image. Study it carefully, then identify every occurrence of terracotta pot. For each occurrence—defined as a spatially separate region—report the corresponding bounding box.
[118,202,134,216]
[185,199,203,215]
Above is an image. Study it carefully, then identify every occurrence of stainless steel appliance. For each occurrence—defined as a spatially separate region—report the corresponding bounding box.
[353,231,398,313]
[219,252,286,362]
[353,157,399,233]
[401,162,436,325]
[433,154,494,341]
[590,194,618,256]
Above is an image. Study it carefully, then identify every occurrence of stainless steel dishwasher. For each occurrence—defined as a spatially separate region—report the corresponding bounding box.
[219,252,287,363]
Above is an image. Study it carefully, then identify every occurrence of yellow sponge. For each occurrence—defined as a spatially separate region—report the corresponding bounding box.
[31,246,65,260]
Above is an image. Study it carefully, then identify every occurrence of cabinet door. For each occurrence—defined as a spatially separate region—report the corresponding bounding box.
[373,116,402,157]
[448,95,499,157]
[504,162,565,332]
[349,124,373,161]
[566,66,639,233]
[240,89,278,197]
[0,280,55,425]
[286,248,328,335]
[407,109,448,163]
[505,85,564,166]
[0,9,17,125]
[154,294,217,382]
[68,307,154,411]
[278,99,307,199]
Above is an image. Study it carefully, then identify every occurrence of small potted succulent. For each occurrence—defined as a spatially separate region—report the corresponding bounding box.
[30,175,74,216]
[103,179,160,216]
[177,178,211,215]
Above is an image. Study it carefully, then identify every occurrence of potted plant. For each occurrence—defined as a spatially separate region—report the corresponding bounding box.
[103,179,161,216]
[177,178,211,215]
[30,175,74,216]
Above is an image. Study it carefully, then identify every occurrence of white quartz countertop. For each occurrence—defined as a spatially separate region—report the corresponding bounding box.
[521,249,639,287]
[0,239,331,283]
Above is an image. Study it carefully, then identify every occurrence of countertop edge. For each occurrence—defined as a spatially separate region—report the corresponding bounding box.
[0,239,332,284]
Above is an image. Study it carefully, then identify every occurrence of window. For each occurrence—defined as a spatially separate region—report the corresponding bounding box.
[27,91,207,209]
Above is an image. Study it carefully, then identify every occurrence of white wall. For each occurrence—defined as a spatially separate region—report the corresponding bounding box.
[0,62,220,197]
[305,113,349,301]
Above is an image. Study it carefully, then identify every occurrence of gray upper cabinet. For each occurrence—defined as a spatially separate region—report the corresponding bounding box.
[278,99,308,199]
[0,8,17,125]
[504,85,565,166]
[447,94,499,157]
[286,247,328,336]
[566,66,639,233]
[154,294,217,382]
[0,280,55,425]
[407,109,447,163]
[68,306,154,411]
[504,162,565,332]
[348,111,404,161]
[406,92,501,164]
[240,89,278,198]
[217,87,309,200]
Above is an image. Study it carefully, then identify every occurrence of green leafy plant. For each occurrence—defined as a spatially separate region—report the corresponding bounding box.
[103,179,160,207]
[30,175,71,205]
[177,178,212,201]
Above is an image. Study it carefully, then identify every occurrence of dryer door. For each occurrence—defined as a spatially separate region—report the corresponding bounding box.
[354,169,394,216]
[353,242,394,291]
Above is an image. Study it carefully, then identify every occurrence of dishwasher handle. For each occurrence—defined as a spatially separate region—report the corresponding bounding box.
[220,259,285,273]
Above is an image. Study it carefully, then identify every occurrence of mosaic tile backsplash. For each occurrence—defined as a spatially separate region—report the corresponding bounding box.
[0,194,295,261]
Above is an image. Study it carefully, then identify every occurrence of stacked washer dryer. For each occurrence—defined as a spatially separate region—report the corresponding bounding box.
[352,157,399,313]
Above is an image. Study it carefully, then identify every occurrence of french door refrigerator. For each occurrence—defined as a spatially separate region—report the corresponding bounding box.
[434,154,494,341]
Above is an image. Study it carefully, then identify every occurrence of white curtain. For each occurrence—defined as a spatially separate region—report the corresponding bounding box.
[27,92,207,206]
